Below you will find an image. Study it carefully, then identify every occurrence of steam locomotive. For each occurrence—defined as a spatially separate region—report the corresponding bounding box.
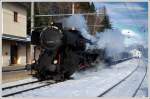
[29,23,103,81]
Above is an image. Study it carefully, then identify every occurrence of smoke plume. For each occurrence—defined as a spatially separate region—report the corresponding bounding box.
[60,15,125,59]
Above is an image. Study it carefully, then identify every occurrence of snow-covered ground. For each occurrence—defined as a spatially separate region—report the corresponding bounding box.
[2,77,38,88]
[104,58,147,96]
[135,75,148,97]
[135,58,148,97]
[2,81,48,96]
[11,58,147,97]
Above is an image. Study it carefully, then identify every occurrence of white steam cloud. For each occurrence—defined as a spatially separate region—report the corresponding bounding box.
[95,29,125,58]
[60,15,88,30]
[60,15,125,59]
[59,15,95,41]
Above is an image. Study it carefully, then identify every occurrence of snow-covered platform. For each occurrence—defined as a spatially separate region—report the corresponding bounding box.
[10,58,148,97]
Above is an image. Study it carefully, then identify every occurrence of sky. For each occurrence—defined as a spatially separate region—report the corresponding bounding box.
[94,2,148,48]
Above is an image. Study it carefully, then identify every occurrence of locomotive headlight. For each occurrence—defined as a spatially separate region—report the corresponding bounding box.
[32,60,35,63]
[53,60,58,64]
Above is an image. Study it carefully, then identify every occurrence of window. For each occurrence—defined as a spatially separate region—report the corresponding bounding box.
[14,11,18,22]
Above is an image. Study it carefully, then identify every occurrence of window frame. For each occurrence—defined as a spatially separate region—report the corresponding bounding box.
[14,11,18,22]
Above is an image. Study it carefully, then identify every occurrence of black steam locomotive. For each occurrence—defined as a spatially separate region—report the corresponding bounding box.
[29,23,103,81]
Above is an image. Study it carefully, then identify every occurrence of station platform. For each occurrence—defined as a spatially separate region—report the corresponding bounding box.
[2,65,26,72]
[2,64,32,83]
[2,70,32,83]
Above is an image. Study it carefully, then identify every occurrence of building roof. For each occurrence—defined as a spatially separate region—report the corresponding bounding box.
[2,2,29,10]
[2,34,30,42]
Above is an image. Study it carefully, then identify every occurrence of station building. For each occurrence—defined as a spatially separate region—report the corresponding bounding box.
[2,3,31,67]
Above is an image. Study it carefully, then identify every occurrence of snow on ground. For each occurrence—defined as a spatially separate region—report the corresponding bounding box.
[104,58,147,96]
[2,81,48,96]
[11,58,147,97]
[135,58,148,97]
[135,75,148,97]
[2,77,38,88]
[72,62,106,80]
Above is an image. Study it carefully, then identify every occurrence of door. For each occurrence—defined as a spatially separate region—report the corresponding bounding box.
[11,45,18,64]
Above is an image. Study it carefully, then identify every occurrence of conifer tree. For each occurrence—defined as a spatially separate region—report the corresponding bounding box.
[98,6,112,32]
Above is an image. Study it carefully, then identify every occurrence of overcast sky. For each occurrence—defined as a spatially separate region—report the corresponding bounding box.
[94,2,148,47]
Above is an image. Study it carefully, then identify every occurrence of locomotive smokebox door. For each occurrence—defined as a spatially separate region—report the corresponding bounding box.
[40,27,63,50]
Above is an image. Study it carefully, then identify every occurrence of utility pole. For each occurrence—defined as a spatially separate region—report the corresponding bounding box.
[72,2,75,14]
[72,2,75,30]
[31,2,34,33]
[30,2,35,63]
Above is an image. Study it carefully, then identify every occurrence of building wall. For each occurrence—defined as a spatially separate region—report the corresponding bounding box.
[2,40,11,66]
[35,47,41,61]
[17,45,26,65]
[2,40,29,67]
[26,44,31,64]
[2,3,29,67]
[2,3,27,37]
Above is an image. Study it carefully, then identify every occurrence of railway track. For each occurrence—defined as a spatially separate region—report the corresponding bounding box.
[98,58,147,97]
[2,79,56,97]
[2,58,146,97]
[132,59,147,97]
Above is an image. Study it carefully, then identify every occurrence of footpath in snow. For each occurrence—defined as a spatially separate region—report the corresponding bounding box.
[11,58,147,97]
